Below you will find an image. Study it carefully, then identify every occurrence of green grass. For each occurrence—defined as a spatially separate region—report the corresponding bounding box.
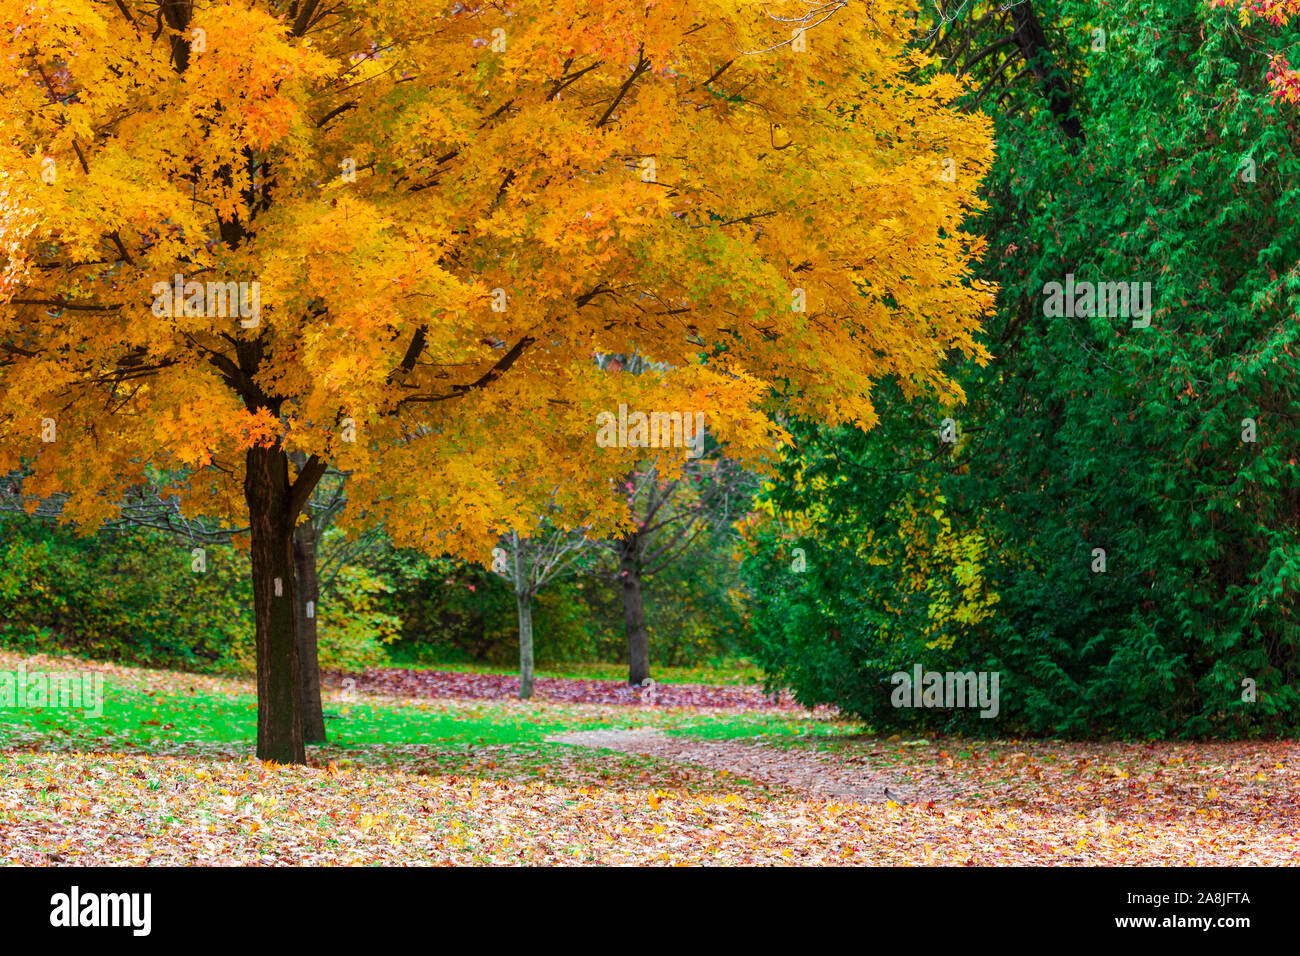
[1,683,253,748]
[667,714,851,741]
[327,705,580,746]
[0,671,843,752]
[0,682,593,748]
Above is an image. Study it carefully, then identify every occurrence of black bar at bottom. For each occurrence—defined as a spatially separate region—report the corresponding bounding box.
[0,864,1281,944]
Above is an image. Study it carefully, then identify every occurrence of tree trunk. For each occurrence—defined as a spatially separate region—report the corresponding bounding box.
[516,589,535,700]
[245,445,306,764]
[294,516,327,744]
[1010,1,1085,146]
[621,553,651,686]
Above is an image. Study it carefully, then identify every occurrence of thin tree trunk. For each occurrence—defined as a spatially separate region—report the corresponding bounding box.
[294,516,327,744]
[621,553,651,686]
[516,589,535,700]
[245,445,305,764]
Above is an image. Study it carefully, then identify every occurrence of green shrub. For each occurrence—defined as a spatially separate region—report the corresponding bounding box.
[0,515,249,670]
[0,514,405,675]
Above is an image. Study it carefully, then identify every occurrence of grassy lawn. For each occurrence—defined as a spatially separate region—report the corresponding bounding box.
[0,653,849,754]
[5,651,1294,866]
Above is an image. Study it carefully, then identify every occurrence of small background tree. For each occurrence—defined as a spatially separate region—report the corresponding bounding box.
[491,519,595,699]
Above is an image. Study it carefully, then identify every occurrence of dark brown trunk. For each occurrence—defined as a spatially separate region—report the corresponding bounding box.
[294,516,327,744]
[621,551,650,686]
[1010,1,1085,146]
[245,445,305,764]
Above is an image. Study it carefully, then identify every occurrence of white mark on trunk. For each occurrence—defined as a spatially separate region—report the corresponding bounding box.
[274,577,283,596]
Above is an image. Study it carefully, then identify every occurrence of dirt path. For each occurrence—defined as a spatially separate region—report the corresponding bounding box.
[546,728,963,805]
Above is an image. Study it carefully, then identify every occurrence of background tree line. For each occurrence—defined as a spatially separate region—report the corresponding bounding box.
[739,0,1300,738]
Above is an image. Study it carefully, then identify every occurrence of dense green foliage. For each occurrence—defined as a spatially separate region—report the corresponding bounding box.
[0,513,748,674]
[740,0,1300,737]
[374,537,748,669]
[0,514,397,672]
[0,514,250,670]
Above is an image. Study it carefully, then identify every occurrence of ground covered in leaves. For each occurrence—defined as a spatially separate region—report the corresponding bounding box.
[1,652,1297,865]
[323,666,805,709]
